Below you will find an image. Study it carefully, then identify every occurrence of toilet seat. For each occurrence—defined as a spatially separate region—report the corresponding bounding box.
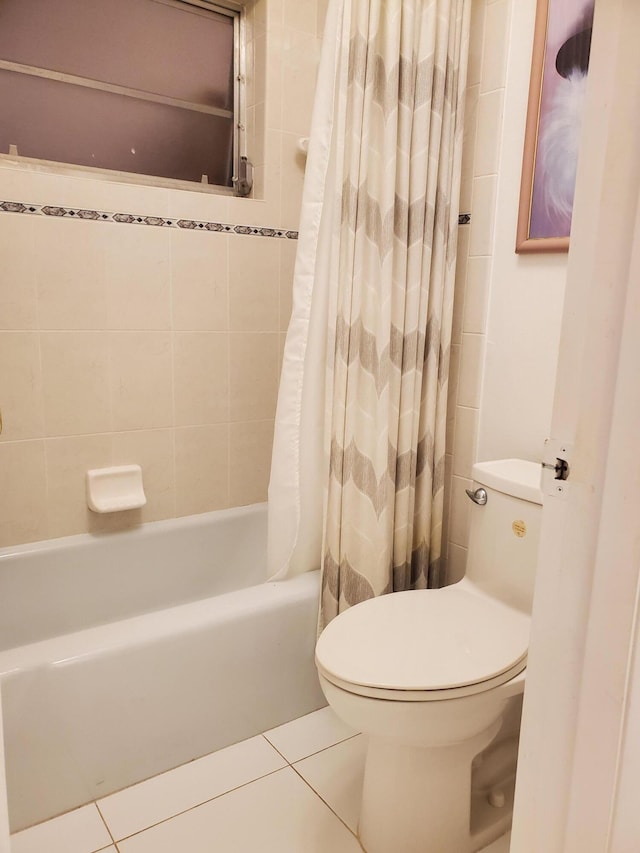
[316,583,530,702]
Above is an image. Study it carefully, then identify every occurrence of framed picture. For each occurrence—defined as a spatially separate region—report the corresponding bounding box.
[516,0,594,254]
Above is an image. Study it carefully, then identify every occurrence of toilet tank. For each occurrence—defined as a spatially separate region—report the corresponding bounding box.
[464,459,543,614]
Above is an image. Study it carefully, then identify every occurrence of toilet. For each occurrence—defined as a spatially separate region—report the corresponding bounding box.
[315,459,542,853]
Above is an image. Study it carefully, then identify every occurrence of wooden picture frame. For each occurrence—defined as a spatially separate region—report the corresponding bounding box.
[516,0,593,254]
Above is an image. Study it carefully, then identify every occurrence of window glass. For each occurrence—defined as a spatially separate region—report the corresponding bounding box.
[0,0,237,187]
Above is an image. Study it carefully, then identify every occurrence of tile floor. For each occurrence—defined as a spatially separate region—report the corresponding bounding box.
[10,707,511,853]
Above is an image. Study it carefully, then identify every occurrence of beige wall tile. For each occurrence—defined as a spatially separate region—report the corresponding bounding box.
[173,333,229,426]
[0,332,44,441]
[229,419,275,506]
[166,187,229,224]
[281,30,321,137]
[449,474,472,548]
[105,226,171,330]
[229,235,280,331]
[266,0,284,27]
[457,333,485,408]
[230,333,279,422]
[442,451,453,560]
[452,227,470,346]
[467,0,486,88]
[278,331,287,375]
[264,26,284,133]
[253,0,268,35]
[284,0,317,34]
[0,0,325,545]
[5,171,170,218]
[45,434,113,538]
[175,424,229,516]
[452,405,479,479]
[474,89,504,177]
[112,429,175,523]
[35,218,107,330]
[252,101,266,168]
[0,214,37,330]
[463,256,491,333]
[254,32,268,109]
[446,343,462,455]
[480,0,510,94]
[171,230,228,331]
[260,130,283,223]
[279,238,297,330]
[0,440,48,546]
[469,175,497,256]
[316,0,329,36]
[446,543,468,585]
[280,132,307,229]
[41,332,111,436]
[460,84,479,214]
[110,332,173,431]
[0,166,47,205]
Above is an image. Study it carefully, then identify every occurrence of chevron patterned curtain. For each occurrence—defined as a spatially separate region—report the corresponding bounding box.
[320,0,469,628]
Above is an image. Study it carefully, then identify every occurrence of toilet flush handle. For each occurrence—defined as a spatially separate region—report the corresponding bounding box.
[465,487,488,506]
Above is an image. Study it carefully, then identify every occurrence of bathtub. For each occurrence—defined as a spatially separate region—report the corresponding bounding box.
[0,504,325,832]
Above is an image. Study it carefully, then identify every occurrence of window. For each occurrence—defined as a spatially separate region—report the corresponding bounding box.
[0,0,245,191]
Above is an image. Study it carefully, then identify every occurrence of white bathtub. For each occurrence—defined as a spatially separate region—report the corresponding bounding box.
[0,504,324,832]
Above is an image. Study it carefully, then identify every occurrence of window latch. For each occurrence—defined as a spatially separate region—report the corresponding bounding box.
[235,156,253,197]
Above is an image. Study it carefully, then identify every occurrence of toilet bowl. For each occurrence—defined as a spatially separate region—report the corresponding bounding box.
[315,459,542,853]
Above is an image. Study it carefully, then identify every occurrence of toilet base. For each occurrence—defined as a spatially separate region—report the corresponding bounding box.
[358,721,502,853]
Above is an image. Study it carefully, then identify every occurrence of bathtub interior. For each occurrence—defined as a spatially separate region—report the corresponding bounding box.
[0,505,326,832]
[0,503,268,651]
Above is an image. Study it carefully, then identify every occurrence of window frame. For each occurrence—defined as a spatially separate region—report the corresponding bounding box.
[0,0,247,195]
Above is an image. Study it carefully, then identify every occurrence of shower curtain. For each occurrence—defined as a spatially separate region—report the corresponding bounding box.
[268,0,469,628]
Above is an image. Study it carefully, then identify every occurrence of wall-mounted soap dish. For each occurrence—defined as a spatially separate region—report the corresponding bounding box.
[86,465,146,513]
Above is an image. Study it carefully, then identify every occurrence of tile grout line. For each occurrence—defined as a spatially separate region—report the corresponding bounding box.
[95,801,117,848]
[97,765,288,845]
[289,761,361,844]
[262,729,362,765]
[99,730,362,845]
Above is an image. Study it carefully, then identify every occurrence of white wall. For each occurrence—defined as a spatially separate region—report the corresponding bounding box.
[476,0,568,465]
[445,0,570,581]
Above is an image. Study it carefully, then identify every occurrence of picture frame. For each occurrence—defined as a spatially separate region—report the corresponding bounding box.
[516,0,594,254]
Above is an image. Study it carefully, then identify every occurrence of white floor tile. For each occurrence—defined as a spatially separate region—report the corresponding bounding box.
[481,832,511,852]
[10,805,112,853]
[263,706,358,763]
[117,766,362,853]
[97,735,286,841]
[294,735,367,833]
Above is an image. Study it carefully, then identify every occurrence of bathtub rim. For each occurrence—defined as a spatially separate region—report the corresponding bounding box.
[0,501,268,562]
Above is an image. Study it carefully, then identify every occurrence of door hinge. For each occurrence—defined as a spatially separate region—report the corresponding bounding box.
[541,457,569,480]
[542,439,573,499]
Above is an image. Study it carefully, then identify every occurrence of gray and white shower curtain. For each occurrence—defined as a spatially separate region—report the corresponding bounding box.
[268,0,470,629]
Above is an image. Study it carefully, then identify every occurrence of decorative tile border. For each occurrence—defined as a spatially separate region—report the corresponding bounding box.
[0,200,469,234]
[0,200,299,239]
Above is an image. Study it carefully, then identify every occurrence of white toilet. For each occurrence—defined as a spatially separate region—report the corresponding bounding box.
[315,459,542,853]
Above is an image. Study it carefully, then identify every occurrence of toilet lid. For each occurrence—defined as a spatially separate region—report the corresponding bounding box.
[315,585,530,694]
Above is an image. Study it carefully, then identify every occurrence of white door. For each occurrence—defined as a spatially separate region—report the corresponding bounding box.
[511,0,640,850]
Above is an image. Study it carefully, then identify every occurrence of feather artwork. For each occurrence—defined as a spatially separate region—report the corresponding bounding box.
[536,69,588,235]
[520,1,595,248]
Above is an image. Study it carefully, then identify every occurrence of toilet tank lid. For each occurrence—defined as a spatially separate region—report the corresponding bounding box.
[472,459,542,505]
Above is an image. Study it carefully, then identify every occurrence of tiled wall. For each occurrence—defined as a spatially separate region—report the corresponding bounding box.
[443,0,511,583]
[0,0,323,547]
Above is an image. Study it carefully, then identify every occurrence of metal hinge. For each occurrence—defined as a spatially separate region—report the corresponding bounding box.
[541,457,569,480]
[541,439,573,499]
[235,156,253,197]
